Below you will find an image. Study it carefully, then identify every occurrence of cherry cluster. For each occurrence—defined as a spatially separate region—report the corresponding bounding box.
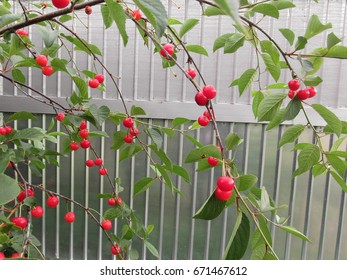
[0,125,12,135]
[287,79,317,100]
[35,55,54,76]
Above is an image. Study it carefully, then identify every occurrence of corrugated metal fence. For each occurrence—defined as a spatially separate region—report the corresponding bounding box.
[1,0,347,260]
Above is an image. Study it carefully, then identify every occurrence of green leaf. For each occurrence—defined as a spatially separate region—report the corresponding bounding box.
[150,145,172,170]
[133,0,168,38]
[130,105,146,116]
[284,98,301,121]
[271,0,296,10]
[326,154,346,177]
[147,128,163,148]
[144,240,159,258]
[303,76,323,87]
[36,25,59,48]
[223,211,250,260]
[293,144,320,176]
[179,18,199,38]
[257,93,287,121]
[260,187,272,212]
[185,144,222,163]
[279,125,306,147]
[59,14,73,23]
[184,134,204,148]
[327,32,342,49]
[279,225,311,242]
[331,171,347,192]
[326,46,347,59]
[204,6,226,16]
[101,4,113,29]
[238,68,256,96]
[87,104,110,127]
[103,208,123,220]
[304,14,332,40]
[72,76,88,99]
[61,35,102,56]
[185,44,208,56]
[88,131,109,138]
[311,104,342,137]
[266,108,286,131]
[225,132,243,151]
[0,174,20,205]
[0,14,22,29]
[213,33,233,52]
[252,3,279,18]
[295,36,308,51]
[279,28,295,46]
[134,177,155,196]
[12,128,45,141]
[260,40,280,64]
[168,18,182,25]
[252,91,264,118]
[119,144,143,162]
[224,33,245,54]
[236,174,258,192]
[172,165,190,183]
[7,111,37,122]
[105,0,128,46]
[312,163,327,177]
[262,53,280,81]
[172,117,190,128]
[153,164,180,194]
[11,69,26,83]
[194,191,227,220]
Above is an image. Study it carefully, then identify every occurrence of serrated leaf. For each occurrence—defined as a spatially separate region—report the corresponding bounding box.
[134,177,155,196]
[105,0,128,46]
[101,4,113,29]
[225,132,243,151]
[133,0,168,38]
[304,14,332,40]
[147,128,163,148]
[36,25,59,48]
[331,171,347,192]
[326,46,347,59]
[326,154,346,177]
[185,144,222,163]
[87,104,110,127]
[59,14,72,23]
[194,191,227,220]
[284,98,301,121]
[185,44,208,56]
[312,163,327,177]
[262,53,280,81]
[252,91,264,118]
[184,134,204,148]
[213,33,233,52]
[172,165,190,183]
[279,125,305,147]
[7,111,37,122]
[304,76,323,87]
[12,128,45,141]
[11,69,26,83]
[237,174,258,192]
[257,93,287,121]
[0,14,22,29]
[72,76,88,99]
[224,33,245,54]
[88,131,109,138]
[271,0,296,10]
[223,211,250,260]
[204,6,226,16]
[238,68,256,96]
[119,144,143,162]
[266,108,285,131]
[151,145,172,170]
[179,18,199,38]
[103,208,123,220]
[294,144,320,176]
[311,104,342,137]
[144,240,159,258]
[260,40,280,64]
[327,32,342,49]
[172,117,190,128]
[295,36,308,51]
[252,3,279,18]
[279,225,311,242]
[279,28,295,45]
[0,174,20,205]
[130,105,146,116]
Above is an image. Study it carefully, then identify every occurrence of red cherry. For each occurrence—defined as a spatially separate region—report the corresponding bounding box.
[202,85,217,100]
[88,79,100,88]
[94,74,104,83]
[11,253,21,258]
[46,196,59,208]
[52,0,70,9]
[94,158,103,166]
[129,127,139,137]
[85,159,94,167]
[55,112,65,122]
[0,252,5,260]
[70,141,79,151]
[198,115,209,127]
[195,92,208,106]
[207,156,218,167]
[79,129,89,139]
[186,68,196,79]
[17,188,35,202]
[85,5,92,15]
[108,198,116,206]
[11,217,28,229]
[203,110,214,121]
[16,29,28,36]
[79,120,87,130]
[31,206,44,218]
[99,168,108,176]
[35,55,48,67]
[160,44,175,58]
[124,135,133,144]
[0,127,6,135]
[131,9,142,21]
[4,126,12,134]
[123,117,134,128]
[215,188,232,201]
[296,89,310,100]
[116,197,123,205]
[80,139,91,149]
[217,176,235,192]
[64,212,75,223]
[307,86,317,98]
[288,90,296,99]
[110,244,121,255]
[101,219,112,230]
[42,65,53,76]
[288,79,300,91]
